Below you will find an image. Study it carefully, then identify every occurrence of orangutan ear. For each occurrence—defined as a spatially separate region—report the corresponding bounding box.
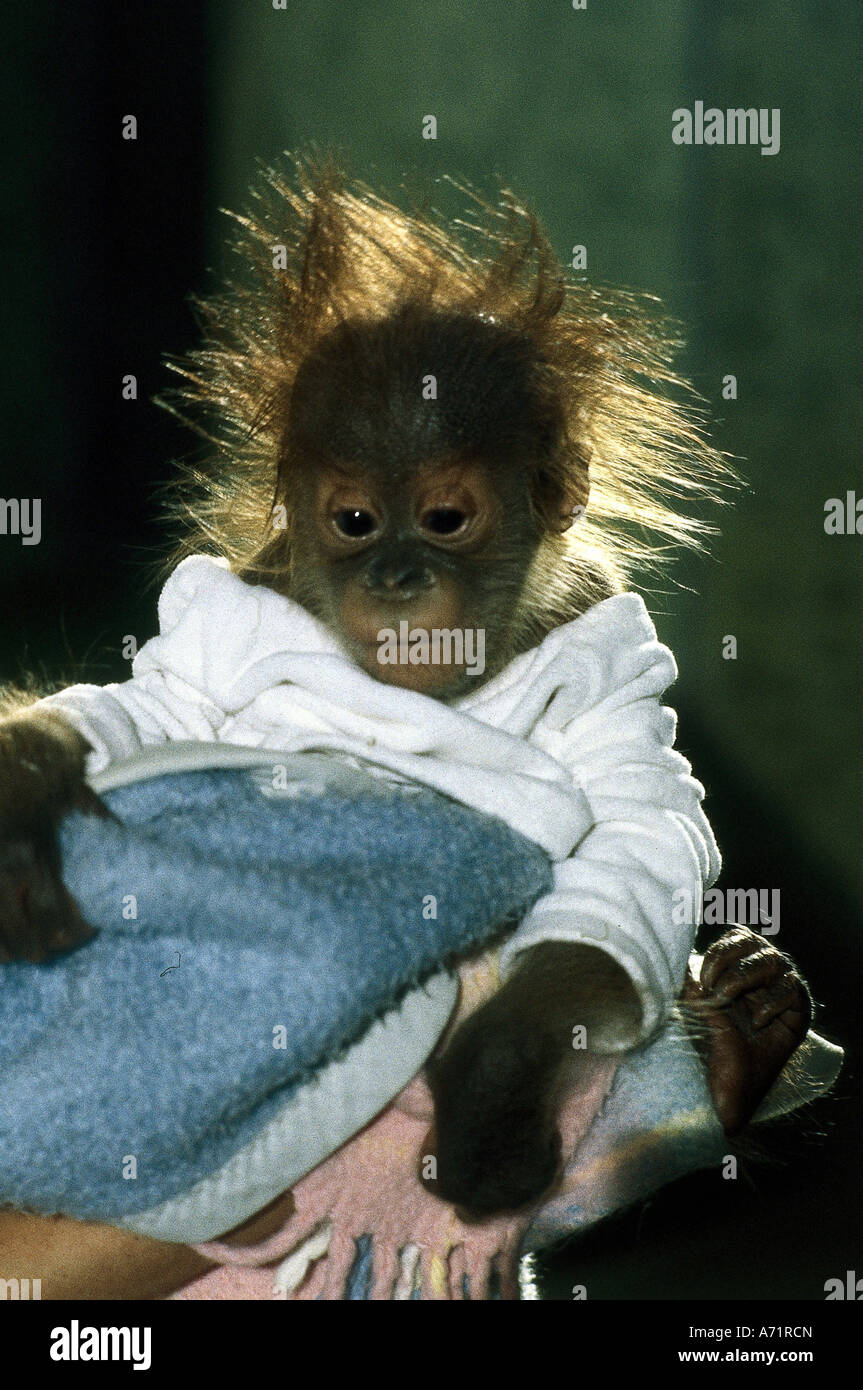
[552,500,587,533]
[536,488,588,533]
[534,443,590,533]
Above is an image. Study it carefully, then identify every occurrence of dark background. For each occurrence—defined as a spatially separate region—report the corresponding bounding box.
[1,1,860,1299]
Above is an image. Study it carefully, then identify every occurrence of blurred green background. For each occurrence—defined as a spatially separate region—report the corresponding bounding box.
[2,0,860,1300]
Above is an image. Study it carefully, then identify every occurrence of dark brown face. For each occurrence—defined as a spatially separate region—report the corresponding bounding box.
[293,454,524,697]
[279,306,572,699]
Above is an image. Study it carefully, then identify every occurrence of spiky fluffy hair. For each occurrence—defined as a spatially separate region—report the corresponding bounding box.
[158,154,732,606]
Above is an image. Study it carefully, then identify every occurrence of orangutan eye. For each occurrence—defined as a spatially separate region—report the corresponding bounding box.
[421,507,467,536]
[333,508,378,538]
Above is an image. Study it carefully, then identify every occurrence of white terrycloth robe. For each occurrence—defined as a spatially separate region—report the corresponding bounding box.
[38,553,721,1050]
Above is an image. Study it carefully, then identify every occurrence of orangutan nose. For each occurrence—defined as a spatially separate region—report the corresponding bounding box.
[363,552,436,599]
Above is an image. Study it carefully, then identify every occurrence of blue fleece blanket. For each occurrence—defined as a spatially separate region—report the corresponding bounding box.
[0,763,552,1222]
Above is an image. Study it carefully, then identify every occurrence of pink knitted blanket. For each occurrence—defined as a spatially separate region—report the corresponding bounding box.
[171,953,617,1300]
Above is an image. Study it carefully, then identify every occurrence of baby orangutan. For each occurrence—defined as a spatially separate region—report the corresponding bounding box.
[0,161,811,1233]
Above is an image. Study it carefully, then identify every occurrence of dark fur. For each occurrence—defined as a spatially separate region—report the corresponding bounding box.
[158,155,734,660]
